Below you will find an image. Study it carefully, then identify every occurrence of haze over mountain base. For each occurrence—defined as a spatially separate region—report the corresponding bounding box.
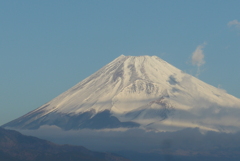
[14,125,240,161]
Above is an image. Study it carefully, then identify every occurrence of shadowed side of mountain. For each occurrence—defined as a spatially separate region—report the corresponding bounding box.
[0,127,131,161]
[2,110,140,130]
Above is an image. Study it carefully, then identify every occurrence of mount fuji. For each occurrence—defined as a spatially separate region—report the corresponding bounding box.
[3,55,240,133]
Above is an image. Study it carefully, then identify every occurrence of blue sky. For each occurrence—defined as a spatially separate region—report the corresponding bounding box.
[1,0,240,125]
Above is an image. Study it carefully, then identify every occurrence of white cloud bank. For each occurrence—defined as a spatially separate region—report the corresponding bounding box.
[228,20,240,29]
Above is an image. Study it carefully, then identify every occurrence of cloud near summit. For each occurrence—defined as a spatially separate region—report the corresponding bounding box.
[190,43,206,77]
[191,44,206,67]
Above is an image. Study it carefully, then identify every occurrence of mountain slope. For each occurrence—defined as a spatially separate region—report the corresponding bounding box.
[0,127,130,161]
[3,55,240,132]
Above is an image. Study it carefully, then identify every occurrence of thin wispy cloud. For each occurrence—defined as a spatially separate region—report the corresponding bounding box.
[191,44,205,67]
[191,43,206,77]
[228,20,240,29]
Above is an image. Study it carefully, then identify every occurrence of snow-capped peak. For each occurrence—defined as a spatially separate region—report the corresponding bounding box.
[3,55,240,132]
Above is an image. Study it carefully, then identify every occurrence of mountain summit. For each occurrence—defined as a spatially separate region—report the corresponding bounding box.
[3,55,240,132]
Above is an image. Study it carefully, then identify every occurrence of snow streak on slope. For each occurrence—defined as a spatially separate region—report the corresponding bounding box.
[3,55,240,132]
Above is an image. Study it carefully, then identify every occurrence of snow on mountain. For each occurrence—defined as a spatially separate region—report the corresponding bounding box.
[3,55,240,132]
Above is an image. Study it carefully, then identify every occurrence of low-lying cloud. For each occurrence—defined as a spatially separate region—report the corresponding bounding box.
[16,126,240,153]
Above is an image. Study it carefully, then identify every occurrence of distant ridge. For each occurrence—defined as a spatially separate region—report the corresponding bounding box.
[0,127,130,161]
